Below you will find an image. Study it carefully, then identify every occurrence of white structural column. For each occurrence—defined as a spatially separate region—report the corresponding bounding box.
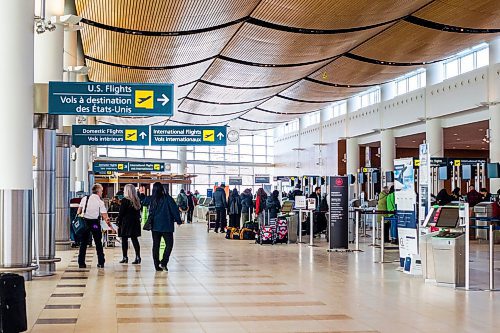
[425,63,444,158]
[489,38,500,190]
[346,97,360,197]
[381,82,396,102]
[0,0,35,279]
[179,147,187,175]
[380,129,395,184]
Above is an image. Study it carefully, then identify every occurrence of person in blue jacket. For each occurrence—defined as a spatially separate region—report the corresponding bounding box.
[148,182,182,272]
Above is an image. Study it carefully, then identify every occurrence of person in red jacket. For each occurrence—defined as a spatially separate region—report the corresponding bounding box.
[492,189,500,218]
[255,188,267,224]
[466,186,482,207]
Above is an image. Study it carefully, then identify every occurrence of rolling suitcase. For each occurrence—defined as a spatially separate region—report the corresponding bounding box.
[276,218,288,244]
[0,273,27,333]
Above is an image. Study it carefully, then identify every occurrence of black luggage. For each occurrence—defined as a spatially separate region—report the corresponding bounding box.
[0,274,27,333]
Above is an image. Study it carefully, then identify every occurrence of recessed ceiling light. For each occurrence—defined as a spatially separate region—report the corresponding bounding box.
[453,133,458,136]
[412,140,416,143]
[466,145,470,148]
[456,138,461,141]
[453,146,456,149]
[481,147,486,150]
[479,128,483,131]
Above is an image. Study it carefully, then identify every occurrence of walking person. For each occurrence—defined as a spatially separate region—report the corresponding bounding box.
[240,188,253,226]
[186,191,195,223]
[212,184,228,233]
[77,184,111,269]
[148,182,182,272]
[228,188,242,228]
[117,184,142,265]
[176,188,189,223]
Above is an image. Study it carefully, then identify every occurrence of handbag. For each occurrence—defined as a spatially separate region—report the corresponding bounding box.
[71,196,90,241]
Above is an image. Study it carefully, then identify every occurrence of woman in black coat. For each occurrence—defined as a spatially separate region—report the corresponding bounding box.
[228,188,242,228]
[117,184,142,264]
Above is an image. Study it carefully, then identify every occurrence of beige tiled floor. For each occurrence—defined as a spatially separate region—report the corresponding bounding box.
[25,221,500,333]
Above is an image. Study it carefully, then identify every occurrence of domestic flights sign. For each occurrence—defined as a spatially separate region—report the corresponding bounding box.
[49,82,174,116]
[150,126,227,146]
[72,125,150,146]
[93,161,166,173]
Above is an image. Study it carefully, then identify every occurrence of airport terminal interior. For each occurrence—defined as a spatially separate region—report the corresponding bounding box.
[1,1,500,332]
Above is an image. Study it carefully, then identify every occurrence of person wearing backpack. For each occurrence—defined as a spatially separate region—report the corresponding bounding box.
[228,188,242,228]
[212,184,228,233]
[176,189,188,223]
[240,188,254,226]
[186,191,195,224]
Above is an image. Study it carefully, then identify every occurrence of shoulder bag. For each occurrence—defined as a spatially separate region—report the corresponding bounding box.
[143,200,155,231]
[71,196,90,241]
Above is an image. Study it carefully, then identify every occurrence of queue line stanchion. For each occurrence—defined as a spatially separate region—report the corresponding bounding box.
[309,210,316,247]
[298,209,304,244]
[465,217,470,291]
[354,209,361,252]
[372,210,377,247]
[489,222,494,291]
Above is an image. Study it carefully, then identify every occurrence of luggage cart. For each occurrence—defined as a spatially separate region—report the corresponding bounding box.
[103,212,119,248]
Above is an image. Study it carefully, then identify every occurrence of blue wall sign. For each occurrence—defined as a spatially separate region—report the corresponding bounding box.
[93,161,165,173]
[73,125,150,146]
[151,126,227,146]
[228,177,243,186]
[49,82,174,116]
[255,175,270,184]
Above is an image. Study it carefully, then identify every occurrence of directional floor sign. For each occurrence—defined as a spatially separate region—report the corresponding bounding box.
[49,82,174,116]
[150,126,227,146]
[93,161,165,173]
[72,125,150,146]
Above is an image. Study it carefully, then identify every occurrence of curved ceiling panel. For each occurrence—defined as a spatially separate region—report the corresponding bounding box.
[239,109,307,123]
[281,81,366,102]
[188,81,296,104]
[352,21,499,63]
[81,24,241,67]
[251,0,431,30]
[414,0,500,29]
[176,82,197,100]
[179,98,262,116]
[171,112,236,125]
[258,97,329,114]
[76,0,259,32]
[202,58,331,88]
[97,116,169,126]
[221,23,387,65]
[86,58,212,86]
[308,57,420,86]
[228,118,281,131]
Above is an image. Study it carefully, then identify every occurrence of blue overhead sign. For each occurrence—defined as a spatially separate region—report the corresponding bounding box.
[72,125,150,146]
[150,126,227,146]
[49,82,174,116]
[93,161,165,173]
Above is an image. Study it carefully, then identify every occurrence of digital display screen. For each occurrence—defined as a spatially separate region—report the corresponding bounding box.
[487,163,500,178]
[438,166,449,180]
[358,172,365,184]
[386,171,394,183]
[462,165,472,180]
[434,207,459,228]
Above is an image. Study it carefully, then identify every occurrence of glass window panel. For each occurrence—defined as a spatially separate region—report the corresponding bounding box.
[242,176,254,185]
[254,155,266,163]
[144,149,161,159]
[253,146,266,155]
[460,53,474,74]
[397,80,407,95]
[226,145,239,154]
[195,152,209,161]
[211,153,225,161]
[210,146,224,154]
[240,155,253,162]
[226,166,239,174]
[445,60,458,78]
[162,150,177,159]
[240,145,253,155]
[240,167,253,175]
[186,151,194,160]
[240,135,253,145]
[408,75,419,92]
[419,72,426,87]
[253,135,266,145]
[196,174,209,184]
[107,148,125,158]
[226,153,239,162]
[340,103,347,115]
[267,155,274,164]
[195,146,209,152]
[170,164,178,173]
[211,174,224,184]
[267,147,274,156]
[96,147,107,157]
[476,48,489,68]
[187,164,195,173]
[254,167,267,174]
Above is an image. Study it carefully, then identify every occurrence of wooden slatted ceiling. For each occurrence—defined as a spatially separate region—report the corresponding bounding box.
[308,57,421,86]
[189,82,295,104]
[221,24,387,65]
[76,0,258,32]
[179,99,263,116]
[352,21,499,63]
[258,98,330,114]
[281,83,366,102]
[229,119,284,130]
[239,109,309,122]
[415,0,500,28]
[202,58,331,88]
[251,0,431,29]
[86,59,211,85]
[81,24,242,67]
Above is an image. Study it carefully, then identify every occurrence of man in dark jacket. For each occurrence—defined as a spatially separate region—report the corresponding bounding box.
[266,190,282,219]
[309,187,327,235]
[212,185,227,233]
[290,184,303,201]
[240,188,254,224]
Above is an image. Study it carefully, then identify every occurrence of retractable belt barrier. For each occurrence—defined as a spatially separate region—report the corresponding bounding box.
[352,208,394,258]
[469,217,500,291]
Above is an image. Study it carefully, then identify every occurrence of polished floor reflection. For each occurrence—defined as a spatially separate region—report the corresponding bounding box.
[25,221,499,333]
